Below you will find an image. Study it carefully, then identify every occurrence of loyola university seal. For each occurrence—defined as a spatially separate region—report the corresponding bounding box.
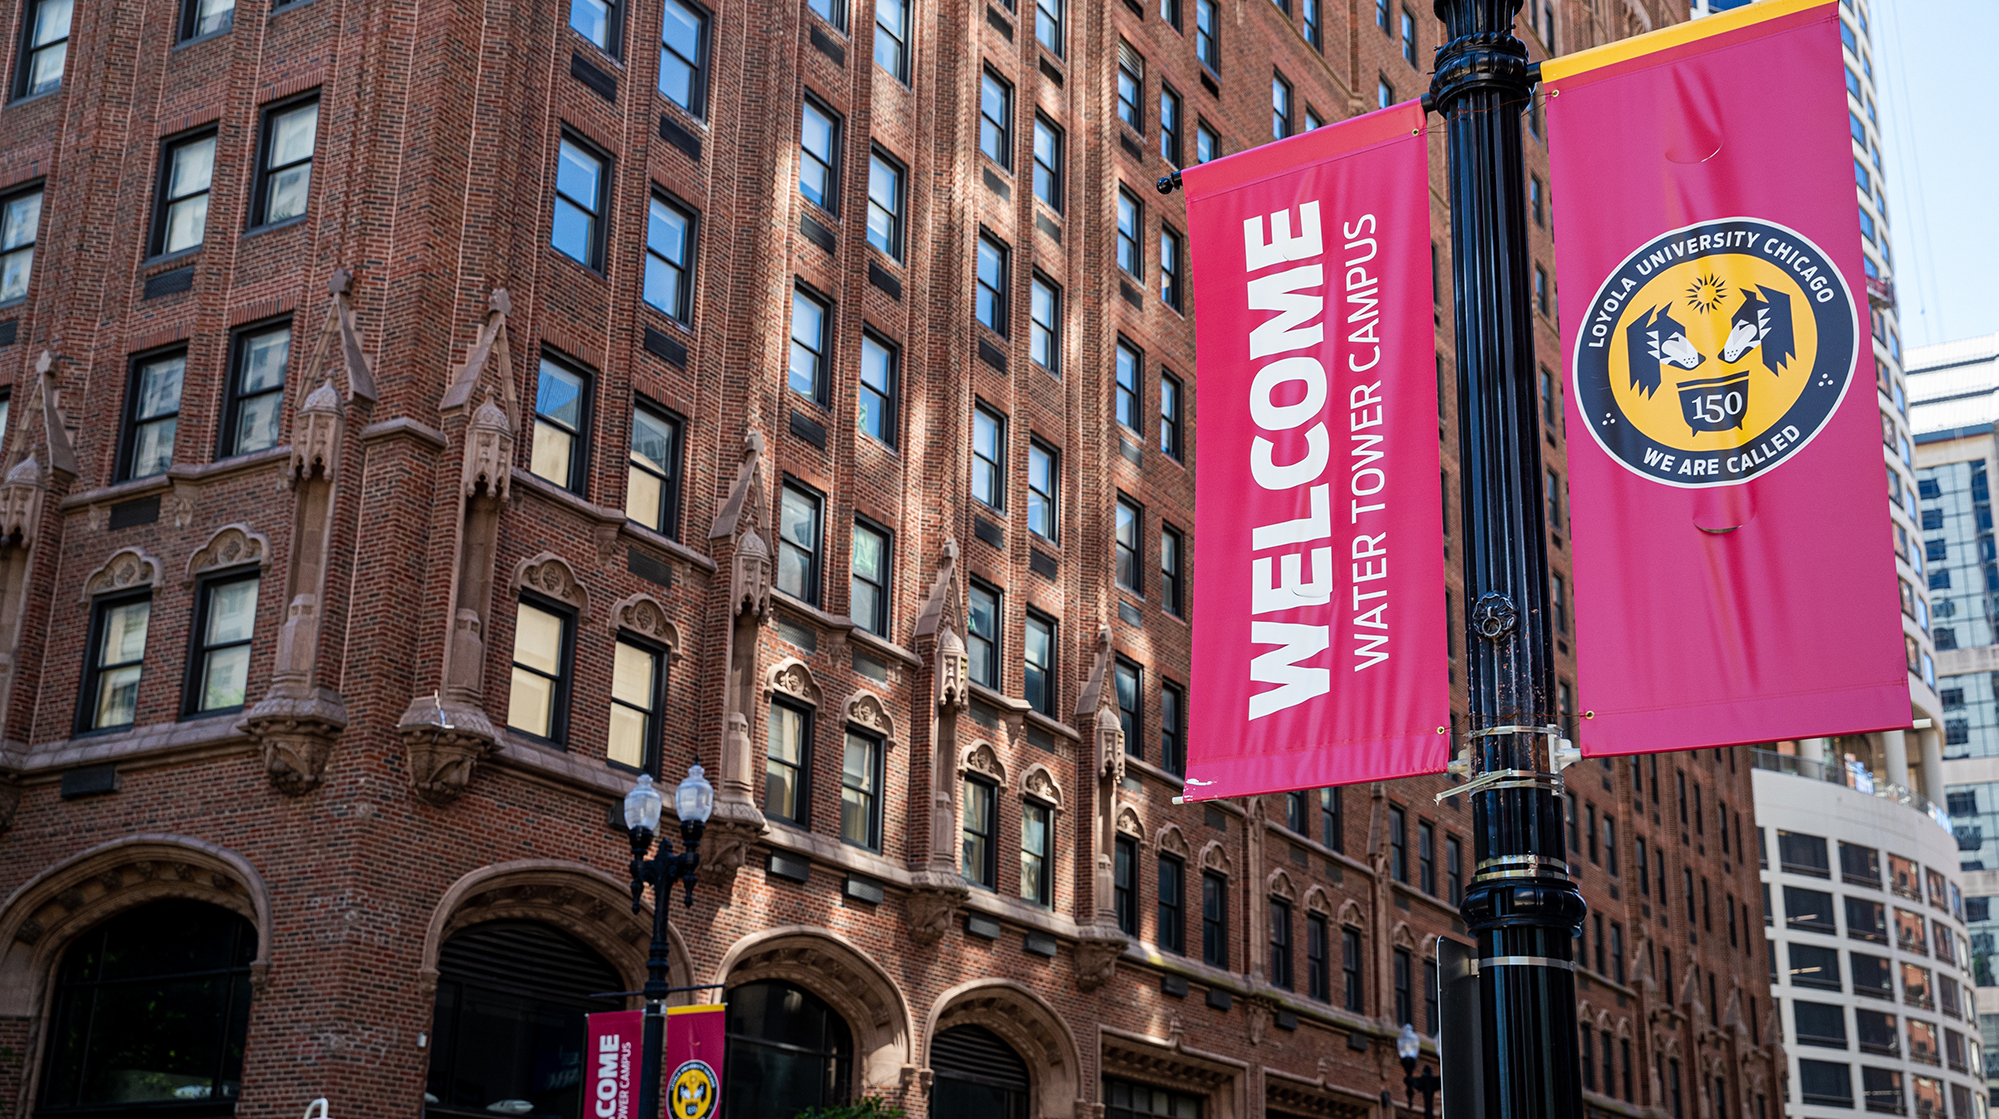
[1572,217,1858,488]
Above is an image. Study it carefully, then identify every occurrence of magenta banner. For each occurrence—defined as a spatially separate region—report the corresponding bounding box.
[586,1010,642,1119]
[1181,102,1450,799]
[664,1004,725,1119]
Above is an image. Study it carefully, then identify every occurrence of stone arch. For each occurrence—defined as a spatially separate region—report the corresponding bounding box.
[1116,805,1146,841]
[0,834,274,1024]
[1020,761,1063,811]
[80,545,161,601]
[1616,1016,1633,1039]
[1266,869,1296,901]
[183,523,271,585]
[1337,899,1364,927]
[767,657,823,707]
[512,551,592,619]
[1594,1008,1613,1032]
[1156,823,1189,859]
[926,978,1084,1119]
[1199,840,1233,877]
[961,740,1006,784]
[609,591,685,661]
[714,925,913,1091]
[1419,932,1439,958]
[844,690,898,747]
[1390,921,1415,950]
[419,860,691,1008]
[1302,885,1332,915]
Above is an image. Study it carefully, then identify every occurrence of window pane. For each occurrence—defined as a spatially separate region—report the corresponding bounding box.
[659,0,704,112]
[607,704,647,767]
[630,408,674,477]
[169,137,216,194]
[569,0,611,47]
[866,153,900,256]
[205,580,259,646]
[102,601,151,666]
[612,641,655,707]
[859,335,893,442]
[137,355,186,421]
[162,182,208,250]
[513,603,564,675]
[200,644,251,710]
[530,422,575,488]
[789,291,825,397]
[131,418,177,479]
[800,103,836,207]
[508,666,555,737]
[556,140,600,215]
[841,731,876,845]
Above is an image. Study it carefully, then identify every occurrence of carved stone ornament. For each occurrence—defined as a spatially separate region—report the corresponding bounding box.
[609,592,683,657]
[935,628,970,712]
[397,697,499,806]
[1267,868,1296,901]
[1244,998,1272,1046]
[1115,806,1144,839]
[241,690,349,796]
[905,870,969,947]
[0,454,43,546]
[513,552,591,618]
[1074,924,1127,992]
[289,380,344,488]
[1156,825,1190,860]
[700,794,770,879]
[767,659,822,706]
[844,691,896,742]
[1022,763,1063,811]
[463,394,514,498]
[1199,841,1233,877]
[710,432,772,623]
[184,524,272,586]
[81,547,162,601]
[961,741,1006,784]
[1096,707,1125,788]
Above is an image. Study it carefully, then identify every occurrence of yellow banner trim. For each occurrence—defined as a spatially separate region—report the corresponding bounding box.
[1540,0,1833,84]
[666,1004,726,1016]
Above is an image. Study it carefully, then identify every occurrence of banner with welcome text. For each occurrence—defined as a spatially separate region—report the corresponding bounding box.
[1181,102,1450,800]
[1546,0,1907,756]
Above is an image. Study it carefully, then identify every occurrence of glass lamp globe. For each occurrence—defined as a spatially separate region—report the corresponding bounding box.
[1396,1022,1420,1062]
[624,774,665,832]
[676,765,715,824]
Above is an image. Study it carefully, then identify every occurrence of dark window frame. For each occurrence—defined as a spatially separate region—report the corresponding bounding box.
[1158,853,1186,953]
[506,590,579,748]
[149,126,219,259]
[979,68,1014,170]
[962,775,999,889]
[776,479,826,606]
[1032,114,1064,212]
[840,723,886,851]
[1306,912,1329,1000]
[13,0,70,101]
[1115,496,1143,595]
[1159,370,1183,457]
[798,93,844,216]
[1020,797,1053,906]
[249,92,320,230]
[1342,926,1363,1012]
[765,695,815,826]
[642,190,699,324]
[1027,438,1059,540]
[217,315,292,460]
[568,0,623,57]
[1159,223,1184,311]
[626,398,686,540]
[531,351,596,496]
[1201,869,1228,967]
[865,146,906,261]
[116,344,187,483]
[975,231,1011,336]
[966,579,1002,690]
[1114,834,1137,934]
[657,0,712,118]
[1159,680,1184,774]
[972,402,1007,511]
[858,329,898,448]
[788,282,833,407]
[76,589,151,736]
[180,565,261,719]
[0,180,41,303]
[607,630,671,776]
[1160,522,1184,615]
[1269,897,1293,990]
[849,516,893,638]
[1024,608,1056,716]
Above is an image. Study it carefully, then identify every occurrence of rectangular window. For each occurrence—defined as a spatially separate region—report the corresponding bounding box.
[658,0,710,116]
[152,131,216,257]
[1161,0,1178,26]
[1400,7,1416,63]
[850,519,891,637]
[962,777,997,887]
[1160,524,1183,615]
[184,572,258,716]
[967,581,1000,689]
[858,332,897,446]
[627,404,683,538]
[1034,0,1061,54]
[1160,370,1183,458]
[976,233,1009,335]
[1446,837,1461,904]
[118,350,185,481]
[1271,71,1291,140]
[508,597,575,744]
[1306,913,1329,1000]
[250,96,320,230]
[874,0,908,80]
[1028,441,1058,540]
[972,405,1006,509]
[606,638,666,773]
[776,482,824,605]
[1201,870,1228,967]
[1159,224,1183,310]
[840,726,883,849]
[1194,0,1217,70]
[1195,120,1219,164]
[1394,948,1413,1025]
[1032,116,1063,211]
[980,70,1012,168]
[1779,831,1832,877]
[1786,886,1838,934]
[1114,658,1141,757]
[550,134,607,269]
[1378,78,1394,110]
[15,0,70,98]
[1788,942,1842,990]
[1342,927,1363,1012]
[1115,498,1142,593]
[1160,681,1184,774]
[799,97,841,212]
[530,356,591,492]
[1114,836,1137,934]
[788,286,831,404]
[1116,189,1142,277]
[81,593,150,732]
[1389,804,1407,882]
[1029,275,1060,374]
[1024,610,1055,716]
[0,185,39,300]
[765,699,812,824]
[1321,787,1342,851]
[1115,340,1142,428]
[1535,264,1551,317]
[1158,855,1185,954]
[1530,176,1545,227]
[570,0,620,54]
[642,194,696,322]
[220,321,290,458]
[1418,820,1436,894]
[805,0,841,29]
[1117,48,1142,130]
[1302,0,1320,50]
[1269,899,1293,989]
[1021,799,1052,905]
[1159,84,1182,166]
[866,149,904,259]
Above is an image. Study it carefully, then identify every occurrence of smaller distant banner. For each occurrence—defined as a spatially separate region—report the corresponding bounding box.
[586,1010,642,1119]
[1181,102,1450,799]
[664,1005,726,1119]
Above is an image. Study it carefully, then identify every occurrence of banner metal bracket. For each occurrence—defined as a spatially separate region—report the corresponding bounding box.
[1435,767,1563,804]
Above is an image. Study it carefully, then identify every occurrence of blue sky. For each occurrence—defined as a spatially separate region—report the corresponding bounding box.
[1874,0,1999,350]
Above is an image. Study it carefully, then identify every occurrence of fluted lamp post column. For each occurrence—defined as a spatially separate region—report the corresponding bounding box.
[624,766,715,1119]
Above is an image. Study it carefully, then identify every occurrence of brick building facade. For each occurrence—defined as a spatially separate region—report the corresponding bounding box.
[0,0,1784,1115]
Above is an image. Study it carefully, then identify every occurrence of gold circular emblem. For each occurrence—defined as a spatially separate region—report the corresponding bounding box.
[668,1060,719,1119]
[1572,217,1858,488]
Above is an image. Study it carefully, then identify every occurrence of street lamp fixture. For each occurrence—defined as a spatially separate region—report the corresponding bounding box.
[1397,1024,1441,1119]
[624,765,715,1119]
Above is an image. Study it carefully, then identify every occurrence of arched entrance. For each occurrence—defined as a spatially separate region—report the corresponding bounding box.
[37,898,257,1116]
[723,979,855,1119]
[424,920,623,1118]
[931,1025,1030,1119]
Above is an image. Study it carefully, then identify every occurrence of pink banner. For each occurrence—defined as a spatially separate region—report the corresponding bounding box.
[664,1004,725,1119]
[1181,102,1451,798]
[586,1010,642,1119]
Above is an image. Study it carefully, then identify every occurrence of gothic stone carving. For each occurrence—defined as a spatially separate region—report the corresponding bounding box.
[610,592,684,657]
[905,871,969,947]
[513,553,591,618]
[185,524,272,585]
[289,379,344,486]
[463,396,514,498]
[1074,925,1127,992]
[768,659,822,707]
[0,455,42,544]
[242,690,349,796]
[399,701,500,807]
[81,547,161,600]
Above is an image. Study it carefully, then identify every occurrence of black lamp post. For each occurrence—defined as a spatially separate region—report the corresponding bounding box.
[1396,1024,1442,1119]
[623,766,716,1119]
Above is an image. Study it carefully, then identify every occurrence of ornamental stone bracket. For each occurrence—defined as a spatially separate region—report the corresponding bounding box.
[241,688,349,796]
[905,869,970,947]
[700,788,769,883]
[1073,924,1127,992]
[396,697,500,807]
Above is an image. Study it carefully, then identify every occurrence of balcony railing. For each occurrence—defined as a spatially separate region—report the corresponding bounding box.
[1751,749,1953,834]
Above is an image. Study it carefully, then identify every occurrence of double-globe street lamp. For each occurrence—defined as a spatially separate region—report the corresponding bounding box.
[623,765,716,1119]
[1396,1025,1441,1119]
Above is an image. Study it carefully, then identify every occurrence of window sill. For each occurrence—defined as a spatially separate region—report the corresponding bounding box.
[620,519,718,574]
[143,247,203,272]
[7,88,62,109]
[1022,707,1078,743]
[967,680,1028,716]
[1262,817,1372,879]
[489,729,633,799]
[570,31,625,70]
[771,587,854,635]
[549,244,609,281]
[242,215,308,240]
[268,0,329,17]
[847,625,921,668]
[172,24,234,50]
[4,711,249,775]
